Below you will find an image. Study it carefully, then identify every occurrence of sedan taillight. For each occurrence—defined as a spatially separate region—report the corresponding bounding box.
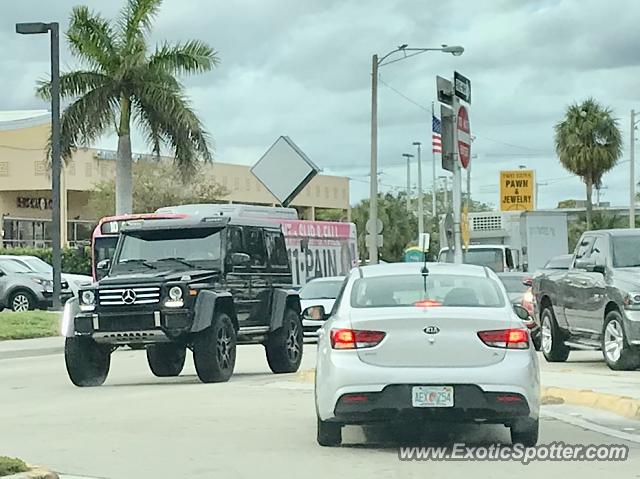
[330,329,386,349]
[477,329,529,349]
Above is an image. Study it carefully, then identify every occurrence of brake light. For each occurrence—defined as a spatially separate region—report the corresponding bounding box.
[496,394,524,403]
[330,329,386,349]
[341,394,370,403]
[414,300,442,307]
[477,329,529,349]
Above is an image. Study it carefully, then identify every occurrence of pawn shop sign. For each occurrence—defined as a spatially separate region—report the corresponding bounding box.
[456,104,471,169]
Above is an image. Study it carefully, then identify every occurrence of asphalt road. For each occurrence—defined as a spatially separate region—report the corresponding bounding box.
[1,345,639,479]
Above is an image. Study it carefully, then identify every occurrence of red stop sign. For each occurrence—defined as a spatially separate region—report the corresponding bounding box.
[457,105,471,169]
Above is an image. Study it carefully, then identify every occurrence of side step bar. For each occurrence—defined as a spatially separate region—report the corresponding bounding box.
[564,340,600,351]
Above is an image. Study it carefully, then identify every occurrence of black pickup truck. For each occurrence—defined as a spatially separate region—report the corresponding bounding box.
[532,229,640,370]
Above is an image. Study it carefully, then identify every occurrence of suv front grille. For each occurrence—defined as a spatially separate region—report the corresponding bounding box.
[99,286,161,306]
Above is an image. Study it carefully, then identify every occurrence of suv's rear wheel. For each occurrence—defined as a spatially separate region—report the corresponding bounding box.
[541,307,569,362]
[147,343,186,377]
[265,307,303,374]
[193,312,236,383]
[65,337,111,387]
[602,310,640,371]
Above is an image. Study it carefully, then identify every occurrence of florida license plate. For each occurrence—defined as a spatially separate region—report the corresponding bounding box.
[411,386,454,408]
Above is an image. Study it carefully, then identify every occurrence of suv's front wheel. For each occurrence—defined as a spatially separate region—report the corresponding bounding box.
[193,312,237,383]
[65,337,111,387]
[265,307,303,374]
[147,343,186,377]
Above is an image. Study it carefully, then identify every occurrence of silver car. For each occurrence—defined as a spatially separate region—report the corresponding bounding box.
[300,276,345,339]
[314,262,540,447]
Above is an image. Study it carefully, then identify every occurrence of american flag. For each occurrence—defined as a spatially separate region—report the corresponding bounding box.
[432,115,442,154]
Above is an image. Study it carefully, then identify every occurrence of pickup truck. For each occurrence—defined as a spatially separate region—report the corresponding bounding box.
[532,229,640,370]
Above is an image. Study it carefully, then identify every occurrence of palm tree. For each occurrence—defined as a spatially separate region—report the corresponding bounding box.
[37,0,218,214]
[554,98,622,229]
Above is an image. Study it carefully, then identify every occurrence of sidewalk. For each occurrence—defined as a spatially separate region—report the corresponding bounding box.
[0,336,64,360]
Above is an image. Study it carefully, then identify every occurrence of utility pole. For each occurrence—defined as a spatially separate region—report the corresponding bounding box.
[369,54,379,262]
[440,176,449,212]
[466,160,471,212]
[413,142,424,237]
[431,102,437,219]
[403,153,413,211]
[631,109,637,228]
[452,96,463,264]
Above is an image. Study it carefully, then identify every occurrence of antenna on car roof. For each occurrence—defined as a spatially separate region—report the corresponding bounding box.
[420,236,429,294]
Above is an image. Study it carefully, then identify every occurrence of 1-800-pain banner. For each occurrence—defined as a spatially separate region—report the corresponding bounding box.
[286,238,357,286]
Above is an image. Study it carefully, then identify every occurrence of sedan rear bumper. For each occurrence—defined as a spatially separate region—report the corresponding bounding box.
[331,384,530,425]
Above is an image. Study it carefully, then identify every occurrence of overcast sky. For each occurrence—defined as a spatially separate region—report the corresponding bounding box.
[2,0,640,209]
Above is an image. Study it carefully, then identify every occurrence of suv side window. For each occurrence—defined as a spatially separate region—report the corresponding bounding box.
[265,231,289,270]
[227,226,244,254]
[245,227,267,268]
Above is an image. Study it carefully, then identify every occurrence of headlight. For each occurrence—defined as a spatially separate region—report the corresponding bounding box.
[168,286,183,301]
[81,290,95,305]
[32,278,52,288]
[624,292,640,309]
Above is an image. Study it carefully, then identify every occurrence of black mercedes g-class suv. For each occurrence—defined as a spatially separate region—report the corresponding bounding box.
[62,214,303,386]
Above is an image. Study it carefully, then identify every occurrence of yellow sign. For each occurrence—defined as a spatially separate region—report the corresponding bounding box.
[461,205,470,248]
[500,170,534,211]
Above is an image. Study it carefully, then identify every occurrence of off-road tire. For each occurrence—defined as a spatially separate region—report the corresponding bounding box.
[193,312,236,383]
[147,343,186,377]
[265,308,303,374]
[65,337,111,387]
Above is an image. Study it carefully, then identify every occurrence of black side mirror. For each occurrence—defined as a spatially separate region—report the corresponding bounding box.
[513,304,531,321]
[302,305,329,321]
[231,252,250,267]
[593,264,606,275]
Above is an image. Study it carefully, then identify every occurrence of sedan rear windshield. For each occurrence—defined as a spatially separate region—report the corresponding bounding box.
[350,274,505,308]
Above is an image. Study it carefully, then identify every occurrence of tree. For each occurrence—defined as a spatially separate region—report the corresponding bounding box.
[554,98,622,229]
[568,211,626,251]
[37,0,218,214]
[88,161,228,219]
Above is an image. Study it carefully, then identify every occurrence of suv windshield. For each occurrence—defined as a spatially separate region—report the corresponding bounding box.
[299,279,344,299]
[0,259,34,274]
[612,236,640,267]
[112,227,223,272]
[350,274,505,308]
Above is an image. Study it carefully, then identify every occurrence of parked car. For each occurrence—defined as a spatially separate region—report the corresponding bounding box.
[533,229,640,370]
[300,276,345,339]
[313,262,540,447]
[0,255,92,297]
[497,272,541,350]
[0,258,72,311]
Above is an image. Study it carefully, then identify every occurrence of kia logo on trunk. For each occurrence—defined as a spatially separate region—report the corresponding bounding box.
[423,326,440,334]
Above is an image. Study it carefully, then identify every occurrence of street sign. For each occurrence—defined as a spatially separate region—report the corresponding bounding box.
[436,76,454,106]
[456,104,471,169]
[500,170,535,211]
[251,136,320,207]
[440,105,455,172]
[454,71,471,103]
[461,205,470,248]
[419,233,430,252]
[366,234,384,248]
[365,218,383,234]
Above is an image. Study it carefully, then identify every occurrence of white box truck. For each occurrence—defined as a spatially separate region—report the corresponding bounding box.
[439,211,568,272]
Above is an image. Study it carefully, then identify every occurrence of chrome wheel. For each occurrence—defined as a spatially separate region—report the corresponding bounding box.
[12,293,30,312]
[604,319,624,363]
[216,324,235,370]
[286,319,302,363]
[541,314,553,354]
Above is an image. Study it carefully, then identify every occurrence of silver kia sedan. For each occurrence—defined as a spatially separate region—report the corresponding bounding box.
[314,262,540,447]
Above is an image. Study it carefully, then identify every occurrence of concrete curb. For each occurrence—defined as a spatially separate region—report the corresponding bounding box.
[0,347,63,361]
[295,369,640,421]
[541,386,640,421]
[2,466,59,479]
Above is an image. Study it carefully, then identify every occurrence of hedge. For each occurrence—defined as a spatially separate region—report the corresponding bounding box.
[0,246,91,276]
[0,456,29,476]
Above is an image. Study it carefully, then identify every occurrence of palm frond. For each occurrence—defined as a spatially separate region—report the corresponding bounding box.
[149,40,219,76]
[36,70,114,101]
[67,6,118,72]
[119,0,162,52]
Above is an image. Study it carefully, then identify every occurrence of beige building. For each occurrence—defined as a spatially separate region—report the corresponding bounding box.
[0,111,350,247]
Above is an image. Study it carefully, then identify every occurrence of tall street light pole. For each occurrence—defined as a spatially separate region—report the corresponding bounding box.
[413,142,424,237]
[631,110,638,228]
[403,153,414,211]
[16,21,62,310]
[368,44,464,264]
